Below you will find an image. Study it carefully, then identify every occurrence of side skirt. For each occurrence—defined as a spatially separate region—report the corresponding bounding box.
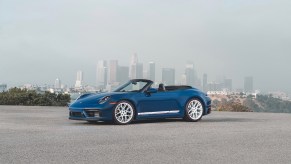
[138,110,179,116]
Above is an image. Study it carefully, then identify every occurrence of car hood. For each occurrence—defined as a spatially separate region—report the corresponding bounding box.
[69,92,128,109]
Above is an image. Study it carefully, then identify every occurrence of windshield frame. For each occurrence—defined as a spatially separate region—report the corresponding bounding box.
[113,79,153,93]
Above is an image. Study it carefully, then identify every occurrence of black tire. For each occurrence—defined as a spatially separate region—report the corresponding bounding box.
[184,98,204,122]
[113,100,135,125]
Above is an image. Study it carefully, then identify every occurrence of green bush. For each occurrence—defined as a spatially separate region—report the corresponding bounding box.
[0,88,70,106]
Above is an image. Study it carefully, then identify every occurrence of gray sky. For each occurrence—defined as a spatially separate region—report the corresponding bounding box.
[1,0,291,93]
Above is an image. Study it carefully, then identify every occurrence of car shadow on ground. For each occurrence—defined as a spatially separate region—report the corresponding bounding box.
[202,117,256,123]
[69,117,256,126]
[70,118,184,126]
[132,118,184,124]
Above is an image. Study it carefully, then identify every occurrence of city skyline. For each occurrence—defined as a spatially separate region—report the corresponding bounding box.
[4,54,256,94]
[0,52,278,94]
[92,55,255,93]
[1,1,291,93]
[0,53,272,92]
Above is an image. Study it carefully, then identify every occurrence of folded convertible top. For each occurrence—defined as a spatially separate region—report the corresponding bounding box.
[165,85,193,91]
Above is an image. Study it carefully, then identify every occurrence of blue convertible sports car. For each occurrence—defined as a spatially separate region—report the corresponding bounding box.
[69,79,211,125]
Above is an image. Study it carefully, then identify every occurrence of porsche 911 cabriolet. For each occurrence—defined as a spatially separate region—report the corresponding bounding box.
[69,79,211,125]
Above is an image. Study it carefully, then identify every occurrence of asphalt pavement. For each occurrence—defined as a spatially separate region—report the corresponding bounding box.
[1,105,291,164]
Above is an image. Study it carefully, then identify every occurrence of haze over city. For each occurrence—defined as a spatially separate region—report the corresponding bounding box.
[1,0,291,93]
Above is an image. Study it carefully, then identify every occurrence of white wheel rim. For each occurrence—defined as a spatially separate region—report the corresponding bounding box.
[187,100,203,120]
[115,102,134,124]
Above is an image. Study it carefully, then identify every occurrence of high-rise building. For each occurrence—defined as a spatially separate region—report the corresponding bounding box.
[185,63,195,86]
[117,66,129,84]
[54,78,61,89]
[224,78,232,91]
[244,76,253,93]
[143,70,148,79]
[203,73,208,92]
[75,70,83,88]
[108,60,118,84]
[148,62,155,82]
[185,63,199,87]
[96,60,108,88]
[136,63,143,79]
[180,74,187,85]
[129,54,138,79]
[162,68,175,85]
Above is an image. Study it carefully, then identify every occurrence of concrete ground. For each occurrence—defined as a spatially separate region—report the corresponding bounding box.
[0,105,291,164]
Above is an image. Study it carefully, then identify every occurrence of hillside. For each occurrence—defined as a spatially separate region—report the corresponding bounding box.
[210,94,291,113]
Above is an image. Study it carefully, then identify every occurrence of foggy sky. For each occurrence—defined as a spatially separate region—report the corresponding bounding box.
[1,0,291,93]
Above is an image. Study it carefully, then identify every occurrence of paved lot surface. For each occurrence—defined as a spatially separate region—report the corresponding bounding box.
[0,106,291,164]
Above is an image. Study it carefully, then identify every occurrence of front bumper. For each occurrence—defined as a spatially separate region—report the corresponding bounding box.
[205,96,212,114]
[207,105,211,114]
[69,108,109,121]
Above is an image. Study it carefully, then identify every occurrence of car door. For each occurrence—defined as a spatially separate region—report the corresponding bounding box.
[136,91,180,117]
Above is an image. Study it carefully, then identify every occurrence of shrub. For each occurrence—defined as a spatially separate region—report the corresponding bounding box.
[0,88,70,106]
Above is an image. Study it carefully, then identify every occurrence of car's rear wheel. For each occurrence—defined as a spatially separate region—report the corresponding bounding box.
[113,101,135,125]
[184,98,204,122]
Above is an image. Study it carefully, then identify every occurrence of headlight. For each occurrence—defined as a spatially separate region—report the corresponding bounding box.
[99,96,110,104]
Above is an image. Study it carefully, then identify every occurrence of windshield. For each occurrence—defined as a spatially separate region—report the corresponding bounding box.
[114,81,149,92]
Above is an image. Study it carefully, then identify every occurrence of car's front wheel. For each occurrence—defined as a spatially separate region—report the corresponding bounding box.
[184,98,204,122]
[113,101,135,125]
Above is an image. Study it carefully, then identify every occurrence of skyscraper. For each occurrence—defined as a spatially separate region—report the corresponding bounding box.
[143,70,148,79]
[129,54,138,79]
[54,78,61,89]
[185,63,198,86]
[185,63,194,86]
[148,62,155,82]
[75,70,83,88]
[108,60,118,84]
[180,74,187,85]
[203,73,208,92]
[96,60,108,88]
[117,66,129,84]
[162,68,175,85]
[244,76,253,93]
[136,63,143,79]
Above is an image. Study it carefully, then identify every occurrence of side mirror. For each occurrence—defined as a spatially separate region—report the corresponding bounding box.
[147,88,158,94]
